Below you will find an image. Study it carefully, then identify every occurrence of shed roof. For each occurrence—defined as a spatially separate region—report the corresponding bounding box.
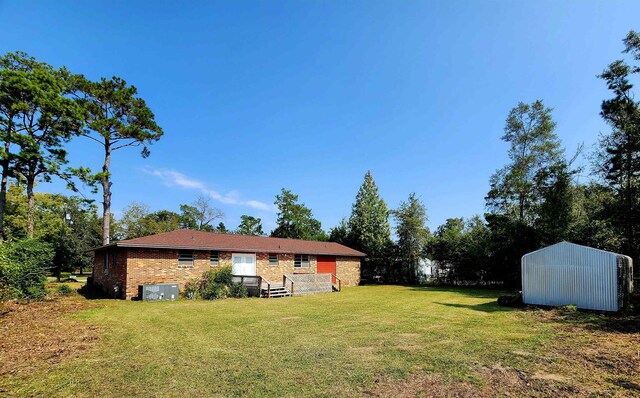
[522,241,629,260]
[94,229,366,257]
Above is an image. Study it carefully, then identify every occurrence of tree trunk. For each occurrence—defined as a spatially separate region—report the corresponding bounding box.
[624,148,634,259]
[0,119,13,241]
[102,145,112,245]
[0,145,9,241]
[26,177,35,239]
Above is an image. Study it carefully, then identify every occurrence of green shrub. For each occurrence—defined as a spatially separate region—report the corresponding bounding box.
[0,239,54,300]
[184,278,199,299]
[56,284,74,296]
[229,282,248,298]
[210,266,233,285]
[195,266,247,300]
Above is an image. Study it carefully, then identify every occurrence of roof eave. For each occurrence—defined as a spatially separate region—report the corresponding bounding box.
[91,242,365,257]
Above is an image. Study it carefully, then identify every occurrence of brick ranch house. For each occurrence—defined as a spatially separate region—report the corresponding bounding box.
[91,229,365,300]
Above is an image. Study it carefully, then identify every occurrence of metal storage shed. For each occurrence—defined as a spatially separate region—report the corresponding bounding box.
[521,242,633,311]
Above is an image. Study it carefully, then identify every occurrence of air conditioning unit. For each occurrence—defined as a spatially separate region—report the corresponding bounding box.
[140,283,179,301]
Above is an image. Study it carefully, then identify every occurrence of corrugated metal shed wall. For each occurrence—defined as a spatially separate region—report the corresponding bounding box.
[522,242,620,311]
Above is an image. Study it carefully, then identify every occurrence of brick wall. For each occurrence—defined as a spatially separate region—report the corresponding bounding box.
[92,248,128,298]
[337,256,361,286]
[93,247,361,300]
[256,253,318,284]
[124,248,216,300]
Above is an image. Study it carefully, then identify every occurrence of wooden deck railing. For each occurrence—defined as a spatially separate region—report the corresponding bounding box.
[331,274,341,292]
[232,275,269,298]
[283,274,295,296]
[259,276,271,299]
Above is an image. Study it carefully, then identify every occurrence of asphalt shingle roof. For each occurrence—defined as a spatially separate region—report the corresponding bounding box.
[96,229,365,257]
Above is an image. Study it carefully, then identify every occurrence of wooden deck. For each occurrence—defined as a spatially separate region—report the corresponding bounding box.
[232,273,341,298]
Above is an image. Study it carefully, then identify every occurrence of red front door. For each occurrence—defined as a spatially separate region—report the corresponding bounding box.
[317,256,337,284]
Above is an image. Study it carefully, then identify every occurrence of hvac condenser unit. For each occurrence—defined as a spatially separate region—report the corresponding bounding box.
[140,283,179,301]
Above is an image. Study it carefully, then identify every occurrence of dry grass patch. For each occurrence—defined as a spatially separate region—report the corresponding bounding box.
[0,295,101,378]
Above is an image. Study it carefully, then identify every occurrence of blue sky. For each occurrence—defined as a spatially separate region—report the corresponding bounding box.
[1,1,639,233]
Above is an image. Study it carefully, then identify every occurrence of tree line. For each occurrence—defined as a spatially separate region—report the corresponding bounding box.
[1,30,638,294]
[330,31,640,287]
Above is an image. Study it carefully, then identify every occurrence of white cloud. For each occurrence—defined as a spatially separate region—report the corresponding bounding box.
[245,200,272,211]
[145,168,205,190]
[143,167,274,212]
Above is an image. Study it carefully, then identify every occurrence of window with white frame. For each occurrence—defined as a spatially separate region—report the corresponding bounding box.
[294,254,309,268]
[269,254,278,266]
[178,250,194,266]
[210,251,220,266]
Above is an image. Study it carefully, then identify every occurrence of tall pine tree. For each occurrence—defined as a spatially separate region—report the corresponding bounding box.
[392,193,429,283]
[271,188,326,240]
[347,171,392,280]
[596,30,640,261]
[73,76,163,244]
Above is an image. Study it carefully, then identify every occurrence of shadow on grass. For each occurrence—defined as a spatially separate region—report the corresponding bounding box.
[77,283,112,300]
[548,308,640,334]
[406,285,516,299]
[614,379,640,392]
[434,301,515,313]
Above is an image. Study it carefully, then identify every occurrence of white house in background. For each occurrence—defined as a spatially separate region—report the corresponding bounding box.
[416,258,435,283]
[521,242,634,312]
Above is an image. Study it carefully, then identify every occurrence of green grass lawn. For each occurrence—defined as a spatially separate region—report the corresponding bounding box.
[46,272,88,283]
[2,285,637,397]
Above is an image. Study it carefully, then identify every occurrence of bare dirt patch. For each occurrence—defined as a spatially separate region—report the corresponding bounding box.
[367,366,586,398]
[363,373,482,398]
[0,297,102,377]
[367,308,640,397]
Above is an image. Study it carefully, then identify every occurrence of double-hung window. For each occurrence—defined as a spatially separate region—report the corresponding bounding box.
[294,254,309,268]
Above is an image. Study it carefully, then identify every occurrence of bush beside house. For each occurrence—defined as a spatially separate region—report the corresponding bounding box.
[185,266,248,300]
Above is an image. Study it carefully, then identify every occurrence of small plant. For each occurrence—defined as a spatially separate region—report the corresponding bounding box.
[56,284,74,296]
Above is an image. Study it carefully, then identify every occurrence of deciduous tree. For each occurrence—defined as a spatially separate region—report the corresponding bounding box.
[486,100,563,224]
[3,184,101,278]
[179,195,223,231]
[118,202,182,239]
